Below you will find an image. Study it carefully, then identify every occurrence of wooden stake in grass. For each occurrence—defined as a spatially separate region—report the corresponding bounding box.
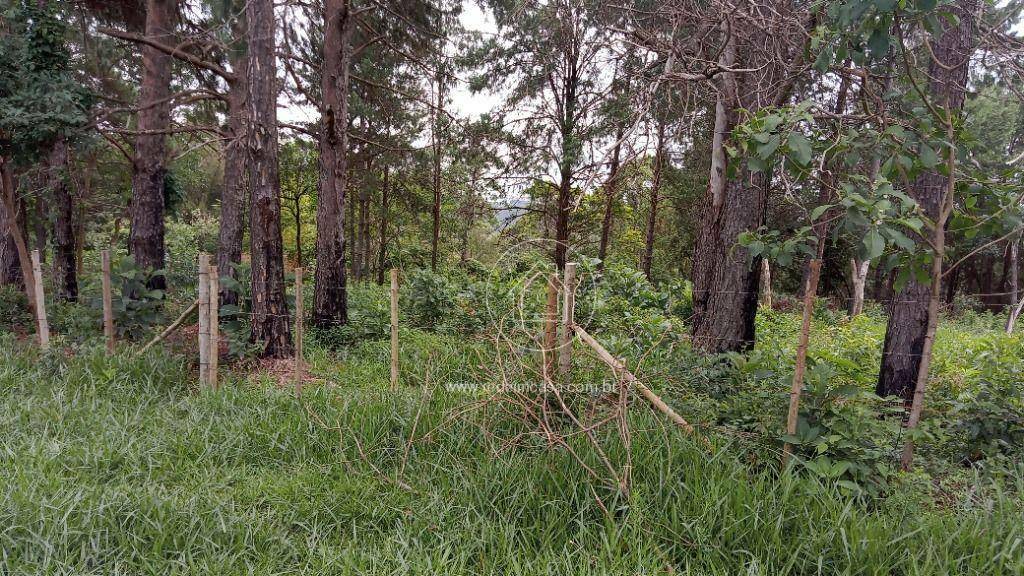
[208,264,219,389]
[559,262,577,384]
[782,258,822,467]
[101,250,115,354]
[198,253,210,386]
[31,249,50,350]
[543,273,559,383]
[390,268,399,390]
[294,267,304,394]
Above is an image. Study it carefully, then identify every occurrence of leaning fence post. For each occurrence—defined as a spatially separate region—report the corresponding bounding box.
[101,250,115,354]
[294,267,304,394]
[31,249,50,350]
[208,264,219,389]
[198,253,210,386]
[782,258,822,467]
[390,268,399,390]
[559,262,577,384]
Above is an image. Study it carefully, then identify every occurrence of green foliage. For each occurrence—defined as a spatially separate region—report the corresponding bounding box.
[0,2,91,163]
[952,377,1024,464]
[0,335,1021,574]
[781,362,903,497]
[403,267,459,329]
[0,285,31,328]
[107,257,165,338]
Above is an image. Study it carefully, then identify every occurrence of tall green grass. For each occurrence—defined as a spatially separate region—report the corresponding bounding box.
[0,334,1021,575]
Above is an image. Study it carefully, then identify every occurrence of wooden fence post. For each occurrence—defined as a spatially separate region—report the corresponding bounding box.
[390,268,399,390]
[198,253,210,386]
[101,250,115,354]
[782,258,822,466]
[543,273,559,383]
[559,262,577,384]
[208,264,219,389]
[31,249,50,350]
[294,267,304,394]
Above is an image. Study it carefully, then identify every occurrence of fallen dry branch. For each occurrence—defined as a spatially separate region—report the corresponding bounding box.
[572,324,699,438]
[137,299,199,356]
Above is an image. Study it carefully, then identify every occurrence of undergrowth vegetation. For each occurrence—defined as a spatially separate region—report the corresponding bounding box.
[2,263,1023,574]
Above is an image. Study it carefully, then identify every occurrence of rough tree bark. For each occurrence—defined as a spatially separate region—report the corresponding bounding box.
[430,70,445,271]
[312,0,354,328]
[690,27,769,354]
[49,137,78,302]
[245,0,292,357]
[690,15,808,354]
[641,119,666,281]
[217,15,248,308]
[877,0,977,402]
[0,161,27,293]
[128,0,175,290]
[553,54,580,272]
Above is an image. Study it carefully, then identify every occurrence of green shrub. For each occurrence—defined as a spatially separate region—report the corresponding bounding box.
[0,285,31,328]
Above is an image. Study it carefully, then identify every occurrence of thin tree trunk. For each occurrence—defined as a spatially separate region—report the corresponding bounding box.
[641,120,666,281]
[357,166,370,280]
[877,0,976,402]
[1009,233,1019,308]
[376,167,390,286]
[849,258,870,316]
[553,61,580,272]
[294,195,303,267]
[597,125,623,271]
[0,160,31,303]
[49,137,77,302]
[246,0,292,357]
[33,194,46,263]
[800,72,852,294]
[217,22,248,308]
[129,0,175,290]
[312,0,353,328]
[430,71,445,271]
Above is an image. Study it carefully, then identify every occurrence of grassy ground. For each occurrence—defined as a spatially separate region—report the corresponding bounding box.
[1,324,1022,575]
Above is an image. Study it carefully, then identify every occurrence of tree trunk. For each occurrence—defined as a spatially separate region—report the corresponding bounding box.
[1009,233,1019,308]
[597,125,623,271]
[430,71,445,271]
[877,0,976,402]
[33,194,47,263]
[357,170,371,280]
[376,167,390,286]
[641,120,666,281]
[49,137,77,302]
[849,258,870,316]
[691,41,768,353]
[217,24,248,308]
[246,0,292,357]
[690,26,770,354]
[312,0,353,328]
[800,72,852,295]
[0,161,28,294]
[128,0,175,290]
[294,195,303,267]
